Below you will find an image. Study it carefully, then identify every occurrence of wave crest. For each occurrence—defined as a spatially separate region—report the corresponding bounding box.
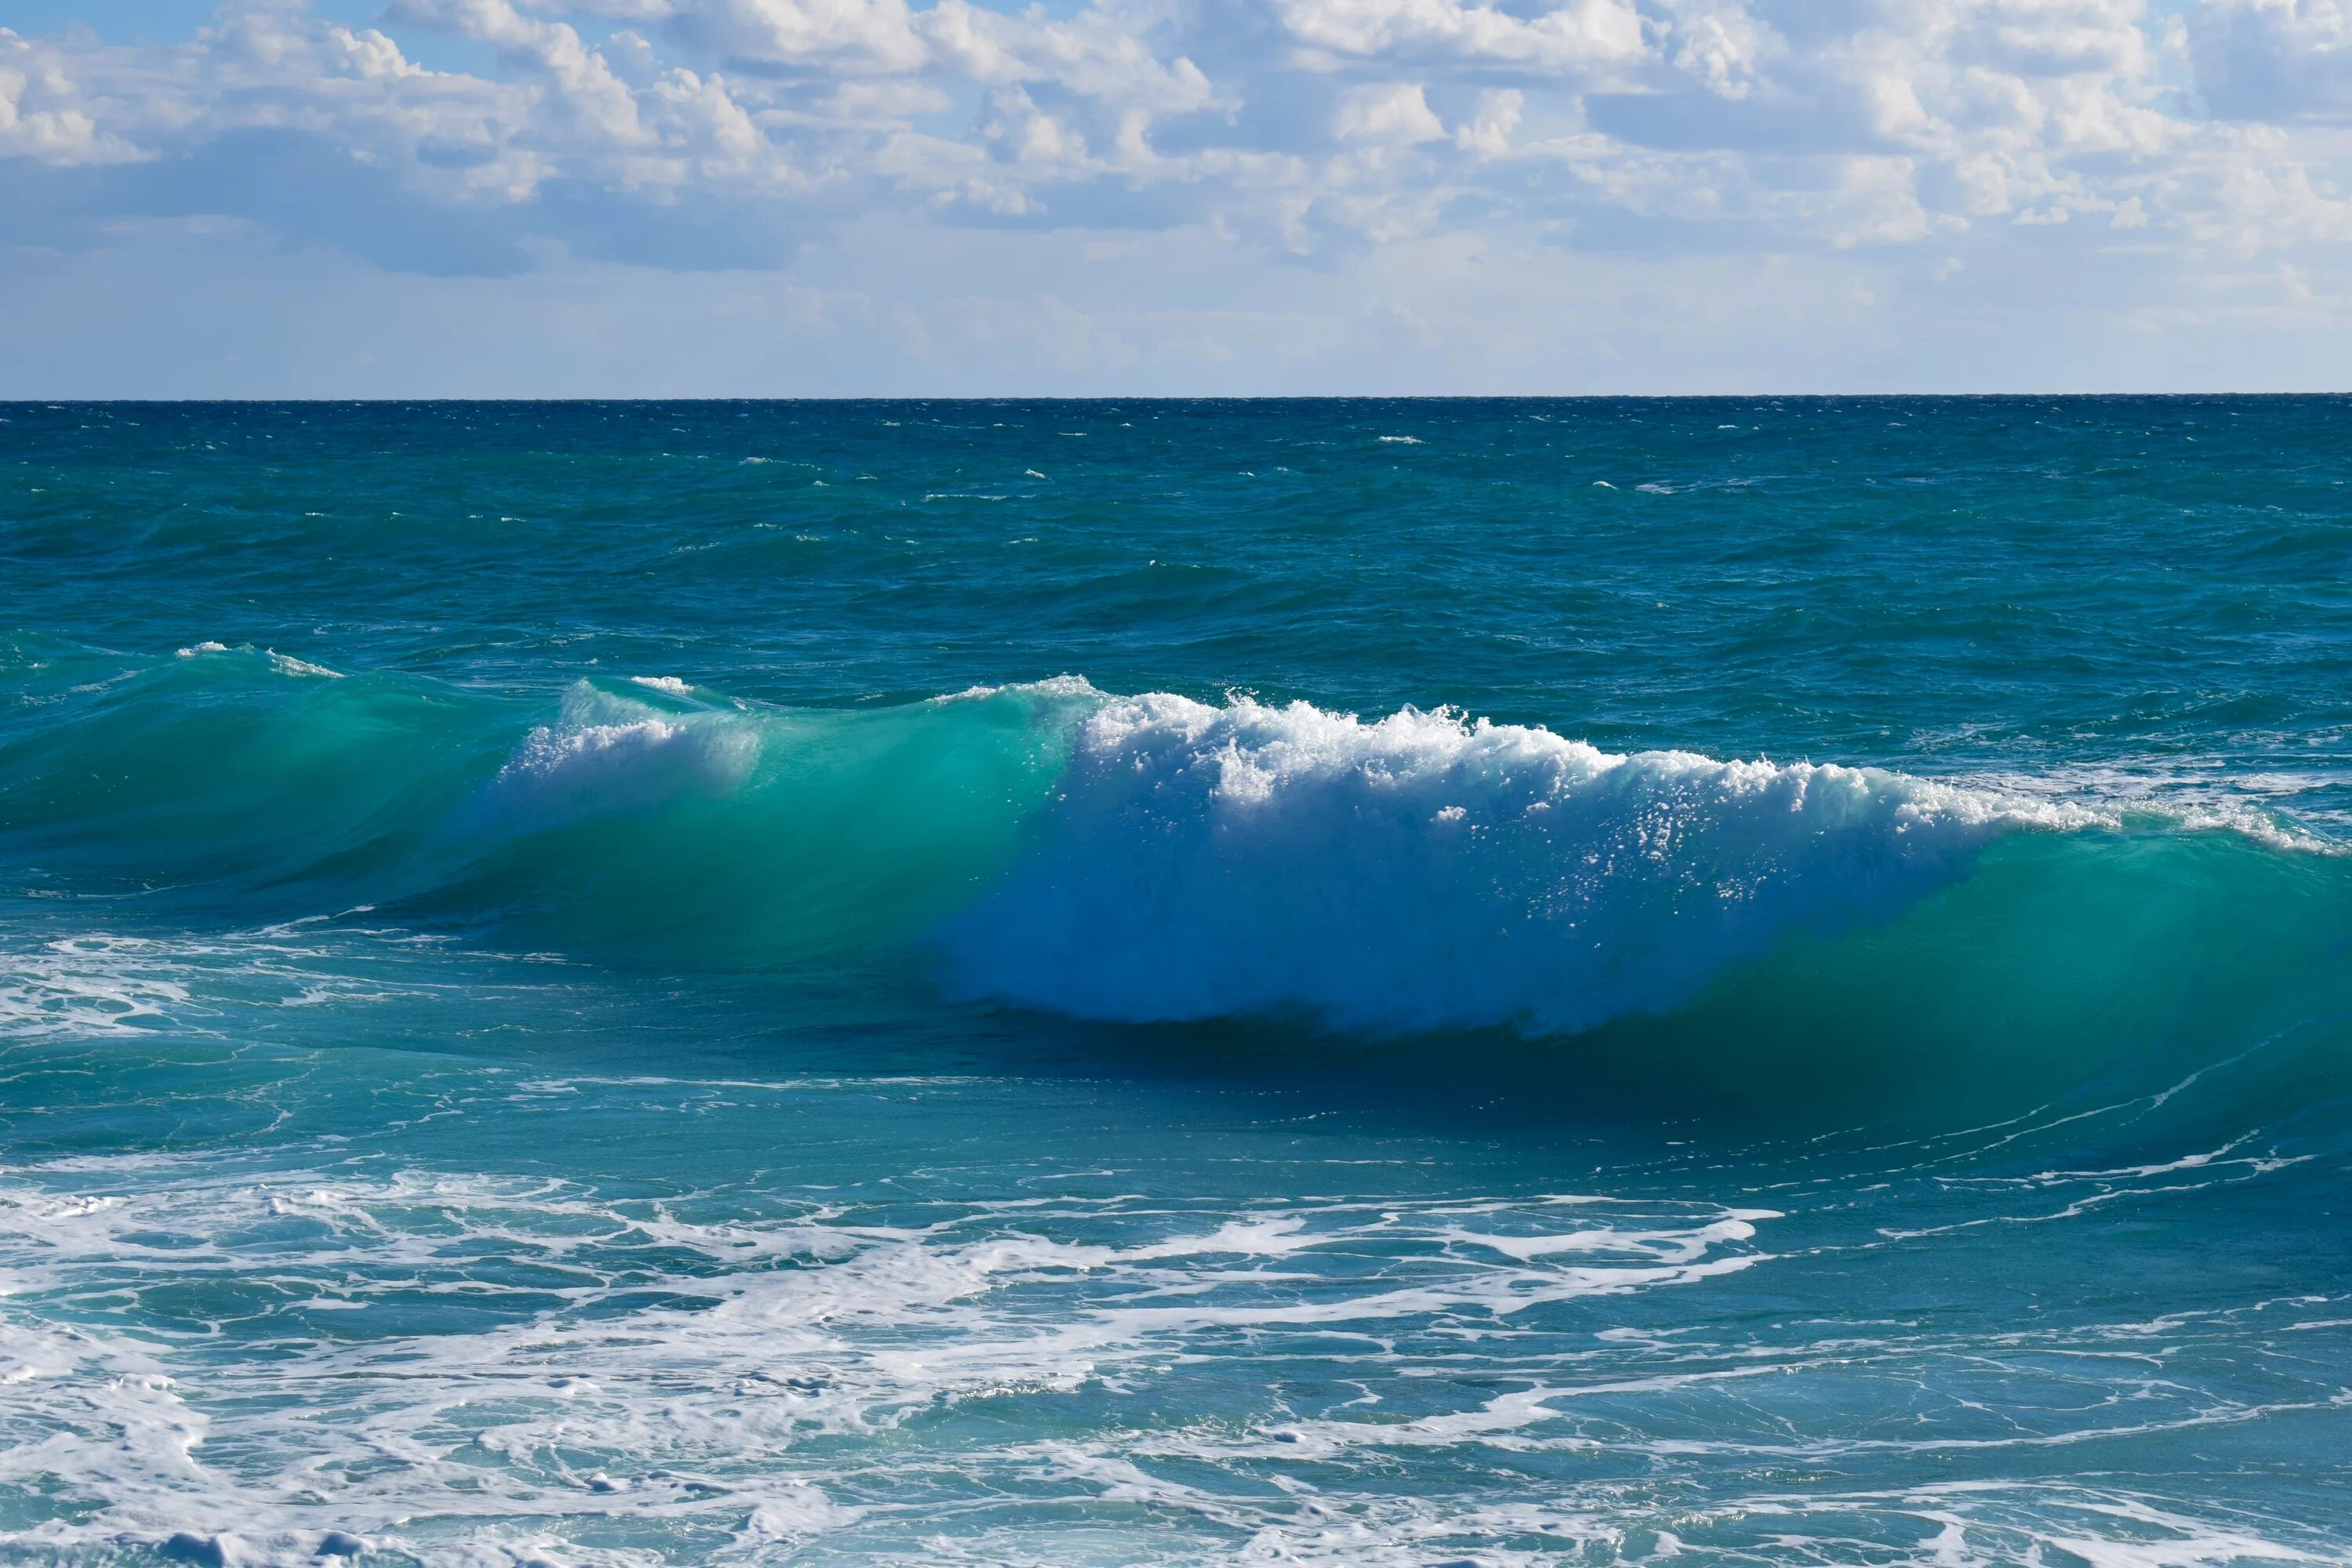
[943,694,2105,1035]
[487,683,760,823]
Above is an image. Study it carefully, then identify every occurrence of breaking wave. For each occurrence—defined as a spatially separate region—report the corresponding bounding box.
[5,649,2349,1067]
[941,689,2109,1034]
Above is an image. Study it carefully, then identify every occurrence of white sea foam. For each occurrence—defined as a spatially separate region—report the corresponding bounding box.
[2,1136,2323,1567]
[0,1152,1773,1566]
[0,933,423,1041]
[488,682,759,822]
[1963,760,2348,854]
[0,941,195,1037]
[943,693,2107,1035]
[0,1025,2334,1568]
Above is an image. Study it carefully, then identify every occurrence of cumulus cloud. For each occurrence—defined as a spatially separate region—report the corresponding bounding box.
[1272,0,1646,69]
[1334,82,1446,143]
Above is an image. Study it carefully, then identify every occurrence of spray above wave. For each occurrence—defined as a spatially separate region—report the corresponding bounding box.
[940,691,2108,1035]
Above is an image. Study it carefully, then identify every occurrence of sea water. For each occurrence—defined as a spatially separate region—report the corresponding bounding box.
[2,397,2350,1566]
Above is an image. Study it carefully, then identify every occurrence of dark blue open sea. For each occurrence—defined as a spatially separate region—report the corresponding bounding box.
[5,397,2352,1568]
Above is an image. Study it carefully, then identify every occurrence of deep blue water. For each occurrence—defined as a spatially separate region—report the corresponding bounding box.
[3,397,2351,1567]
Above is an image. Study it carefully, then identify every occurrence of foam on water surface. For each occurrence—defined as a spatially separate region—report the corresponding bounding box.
[0,1044,2343,1568]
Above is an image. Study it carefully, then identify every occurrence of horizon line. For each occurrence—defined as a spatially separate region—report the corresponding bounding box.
[5,391,2349,405]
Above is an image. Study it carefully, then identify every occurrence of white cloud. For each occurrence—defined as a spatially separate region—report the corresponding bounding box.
[666,0,931,72]
[1454,87,1523,152]
[1334,82,1446,143]
[1271,0,1647,70]
[1,0,2350,387]
[0,38,132,164]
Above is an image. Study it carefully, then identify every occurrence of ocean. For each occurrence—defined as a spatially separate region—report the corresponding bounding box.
[2,397,2350,1567]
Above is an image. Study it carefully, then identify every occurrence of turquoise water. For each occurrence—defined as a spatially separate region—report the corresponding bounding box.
[3,397,2351,1567]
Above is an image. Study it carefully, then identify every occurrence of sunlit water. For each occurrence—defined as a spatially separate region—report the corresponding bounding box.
[3,397,2350,1567]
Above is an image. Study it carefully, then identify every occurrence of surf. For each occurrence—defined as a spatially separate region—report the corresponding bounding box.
[5,643,2349,1131]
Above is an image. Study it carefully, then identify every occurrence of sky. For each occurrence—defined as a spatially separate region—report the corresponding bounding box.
[2,0,2350,395]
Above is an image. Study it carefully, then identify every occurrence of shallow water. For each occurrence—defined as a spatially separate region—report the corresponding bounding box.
[2,397,2350,1566]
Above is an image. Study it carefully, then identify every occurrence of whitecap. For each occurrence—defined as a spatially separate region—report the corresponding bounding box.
[942,692,2107,1035]
[485,682,760,824]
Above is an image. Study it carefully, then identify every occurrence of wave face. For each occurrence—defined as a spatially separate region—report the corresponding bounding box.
[0,652,1073,964]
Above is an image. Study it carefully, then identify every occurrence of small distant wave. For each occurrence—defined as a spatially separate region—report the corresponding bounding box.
[172,640,342,678]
